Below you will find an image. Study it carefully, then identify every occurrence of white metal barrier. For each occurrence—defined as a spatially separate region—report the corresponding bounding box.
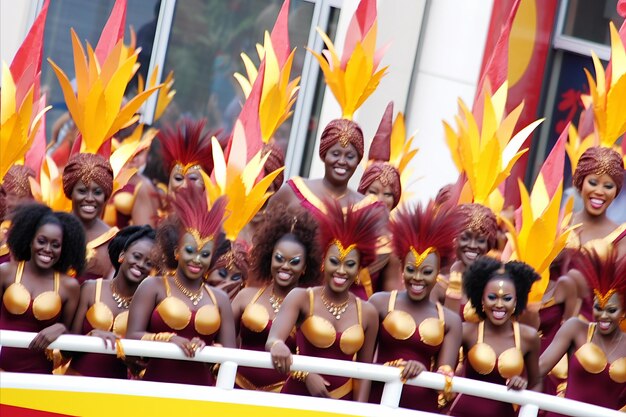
[0,330,621,417]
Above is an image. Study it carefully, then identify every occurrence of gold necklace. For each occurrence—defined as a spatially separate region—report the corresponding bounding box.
[110,279,132,309]
[269,288,283,313]
[173,275,204,305]
[320,290,349,320]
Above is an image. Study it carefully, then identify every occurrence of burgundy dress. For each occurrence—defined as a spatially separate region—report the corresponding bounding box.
[67,279,129,378]
[142,277,220,385]
[545,323,626,416]
[0,263,61,373]
[281,288,364,400]
[369,291,446,412]
[236,286,296,392]
[539,297,566,397]
[450,321,525,417]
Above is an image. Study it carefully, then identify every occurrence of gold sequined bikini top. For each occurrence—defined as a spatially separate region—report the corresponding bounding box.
[156,276,221,335]
[241,286,272,333]
[85,278,128,337]
[574,323,626,383]
[2,261,62,321]
[468,321,524,379]
[382,290,445,346]
[301,288,364,356]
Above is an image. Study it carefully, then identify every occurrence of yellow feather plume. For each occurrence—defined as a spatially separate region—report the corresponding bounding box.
[564,124,596,176]
[47,29,163,154]
[501,178,578,304]
[28,156,72,212]
[309,22,388,119]
[444,82,544,211]
[0,62,51,178]
[583,22,626,147]
[202,130,283,241]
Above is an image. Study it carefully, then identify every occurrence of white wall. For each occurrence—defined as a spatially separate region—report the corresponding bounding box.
[404,0,494,201]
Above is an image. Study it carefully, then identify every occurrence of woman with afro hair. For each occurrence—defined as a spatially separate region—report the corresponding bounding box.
[449,257,542,417]
[232,205,320,392]
[67,225,156,379]
[0,203,85,373]
[267,199,384,401]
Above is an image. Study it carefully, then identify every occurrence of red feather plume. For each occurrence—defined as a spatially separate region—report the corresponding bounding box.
[170,187,227,240]
[158,118,216,174]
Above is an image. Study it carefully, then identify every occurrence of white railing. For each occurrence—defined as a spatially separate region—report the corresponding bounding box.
[0,330,621,417]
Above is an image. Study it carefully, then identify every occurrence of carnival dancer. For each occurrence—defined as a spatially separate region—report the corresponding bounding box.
[539,246,626,414]
[368,200,463,412]
[126,187,235,385]
[267,199,384,400]
[62,153,118,283]
[0,203,85,373]
[433,203,499,323]
[67,225,156,378]
[449,257,542,417]
[231,205,320,392]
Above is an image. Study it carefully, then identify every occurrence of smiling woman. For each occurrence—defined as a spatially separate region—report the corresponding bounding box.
[62,153,119,283]
[266,199,385,401]
[0,203,85,374]
[66,225,156,379]
[450,257,542,417]
[125,187,236,386]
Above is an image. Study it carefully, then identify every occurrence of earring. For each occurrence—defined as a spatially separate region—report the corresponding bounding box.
[320,264,325,272]
[118,255,125,263]
[175,253,179,261]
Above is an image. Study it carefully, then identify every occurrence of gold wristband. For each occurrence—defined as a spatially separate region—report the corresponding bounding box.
[141,333,155,341]
[115,339,126,360]
[154,332,176,342]
[437,365,454,376]
[291,370,309,382]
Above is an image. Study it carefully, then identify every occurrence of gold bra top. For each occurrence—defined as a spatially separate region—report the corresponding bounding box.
[301,288,364,356]
[382,290,445,346]
[2,261,62,321]
[241,286,273,333]
[566,223,626,250]
[112,183,143,216]
[85,279,128,337]
[574,323,626,383]
[156,276,221,335]
[468,321,524,379]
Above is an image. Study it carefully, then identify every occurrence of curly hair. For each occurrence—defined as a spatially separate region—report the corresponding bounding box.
[572,146,624,195]
[463,256,540,319]
[7,203,86,275]
[251,205,321,287]
[155,215,183,271]
[318,119,364,161]
[108,225,156,273]
[454,203,499,251]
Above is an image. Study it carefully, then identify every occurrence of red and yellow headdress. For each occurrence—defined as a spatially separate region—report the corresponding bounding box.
[311,0,388,162]
[158,118,215,176]
[315,199,385,269]
[390,200,463,268]
[358,102,419,208]
[572,245,626,308]
[169,186,227,248]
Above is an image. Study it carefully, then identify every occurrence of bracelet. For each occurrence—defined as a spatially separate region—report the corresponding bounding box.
[443,374,453,395]
[141,332,177,342]
[437,365,454,377]
[384,359,406,368]
[291,370,309,382]
[115,339,126,360]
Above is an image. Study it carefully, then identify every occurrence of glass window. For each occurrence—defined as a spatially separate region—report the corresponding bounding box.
[159,0,315,158]
[41,0,159,147]
[562,0,623,45]
[298,6,340,177]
